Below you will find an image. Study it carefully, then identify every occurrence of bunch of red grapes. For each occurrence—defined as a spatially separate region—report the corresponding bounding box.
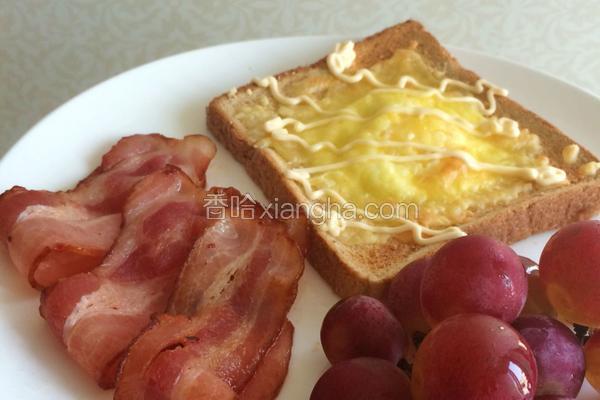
[311,220,600,400]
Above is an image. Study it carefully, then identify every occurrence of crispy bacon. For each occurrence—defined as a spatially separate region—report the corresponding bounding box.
[114,199,304,400]
[40,167,206,388]
[0,134,216,288]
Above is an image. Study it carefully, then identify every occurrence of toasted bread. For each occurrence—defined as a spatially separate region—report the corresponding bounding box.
[207,20,600,298]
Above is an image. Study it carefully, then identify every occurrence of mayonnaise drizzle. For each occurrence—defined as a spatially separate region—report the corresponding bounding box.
[253,75,338,115]
[255,50,519,138]
[264,116,565,186]
[267,109,518,139]
[562,144,580,164]
[255,42,507,117]
[287,154,565,187]
[280,165,466,244]
[320,208,466,244]
[579,161,600,177]
[253,40,568,244]
[327,41,508,117]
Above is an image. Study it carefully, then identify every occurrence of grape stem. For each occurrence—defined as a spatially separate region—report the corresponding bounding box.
[573,323,590,345]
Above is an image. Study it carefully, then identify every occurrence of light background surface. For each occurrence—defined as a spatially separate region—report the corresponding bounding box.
[1,0,599,158]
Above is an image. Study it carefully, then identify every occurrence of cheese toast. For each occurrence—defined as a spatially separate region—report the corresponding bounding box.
[207,20,600,297]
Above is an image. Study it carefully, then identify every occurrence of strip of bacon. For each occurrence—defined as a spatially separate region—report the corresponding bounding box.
[0,134,216,288]
[70,134,214,212]
[8,205,122,288]
[40,167,207,388]
[238,321,294,400]
[114,197,304,400]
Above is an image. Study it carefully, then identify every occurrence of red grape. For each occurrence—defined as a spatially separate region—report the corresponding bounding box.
[411,313,537,400]
[519,257,556,317]
[386,257,431,348]
[310,357,411,400]
[584,330,600,392]
[513,315,584,397]
[421,235,527,326]
[535,397,575,400]
[539,220,600,326]
[320,295,406,365]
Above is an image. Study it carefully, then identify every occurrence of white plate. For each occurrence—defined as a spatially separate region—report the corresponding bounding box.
[1,36,599,400]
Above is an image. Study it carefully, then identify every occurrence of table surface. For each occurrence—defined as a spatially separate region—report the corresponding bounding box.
[1,0,599,159]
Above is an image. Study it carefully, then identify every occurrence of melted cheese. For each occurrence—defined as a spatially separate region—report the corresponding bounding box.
[236,42,568,245]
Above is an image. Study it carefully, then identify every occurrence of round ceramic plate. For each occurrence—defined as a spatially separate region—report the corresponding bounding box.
[1,36,599,399]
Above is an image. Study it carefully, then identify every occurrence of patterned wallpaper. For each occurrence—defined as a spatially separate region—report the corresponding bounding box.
[1,0,599,157]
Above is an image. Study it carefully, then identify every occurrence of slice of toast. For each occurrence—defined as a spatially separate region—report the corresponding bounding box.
[207,20,600,298]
